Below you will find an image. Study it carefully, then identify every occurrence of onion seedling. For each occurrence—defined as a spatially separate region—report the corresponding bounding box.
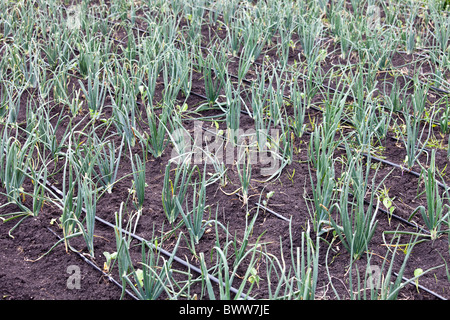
[289,76,307,138]
[414,268,424,293]
[267,69,287,127]
[2,133,35,203]
[439,96,450,134]
[162,47,192,108]
[60,157,83,253]
[103,251,117,273]
[96,136,124,194]
[176,165,214,245]
[235,147,252,206]
[78,68,107,120]
[203,137,228,188]
[334,233,437,300]
[199,238,260,300]
[202,43,227,106]
[430,6,450,54]
[29,161,48,217]
[290,223,319,300]
[307,125,337,234]
[130,152,146,211]
[162,161,196,224]
[42,25,74,71]
[64,175,97,258]
[328,149,388,259]
[399,79,433,168]
[251,64,273,148]
[408,150,450,240]
[113,202,134,299]
[1,82,25,124]
[123,234,182,300]
[111,105,136,149]
[224,78,242,146]
[141,105,171,159]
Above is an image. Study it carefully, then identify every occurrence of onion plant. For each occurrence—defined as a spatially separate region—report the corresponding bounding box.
[328,232,440,300]
[240,17,270,64]
[321,84,347,149]
[29,164,47,217]
[1,79,25,124]
[111,104,136,149]
[232,208,260,270]
[430,6,450,55]
[298,16,323,65]
[113,201,182,300]
[145,10,180,51]
[60,157,83,253]
[402,2,420,55]
[289,76,307,138]
[42,24,74,71]
[78,68,107,120]
[224,78,242,146]
[0,125,37,229]
[276,123,294,166]
[113,202,134,299]
[385,75,409,113]
[70,139,99,180]
[328,148,389,259]
[162,47,192,108]
[235,147,252,206]
[348,69,388,150]
[275,2,297,68]
[290,223,319,300]
[330,7,354,60]
[77,36,101,79]
[439,96,450,134]
[208,158,229,188]
[162,161,196,225]
[202,43,227,106]
[399,79,433,168]
[1,132,35,203]
[267,69,287,127]
[308,85,346,170]
[139,58,160,109]
[183,0,204,44]
[363,25,398,70]
[199,235,261,300]
[141,105,171,159]
[123,236,181,300]
[35,104,73,161]
[79,176,97,258]
[52,65,71,106]
[177,165,215,245]
[251,64,273,148]
[96,136,124,194]
[225,13,243,57]
[130,152,146,212]
[408,150,450,240]
[61,132,98,257]
[123,27,138,63]
[307,125,337,235]
[18,40,40,89]
[109,74,138,135]
[263,220,319,300]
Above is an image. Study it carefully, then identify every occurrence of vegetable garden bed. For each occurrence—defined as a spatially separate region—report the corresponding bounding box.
[1,0,450,301]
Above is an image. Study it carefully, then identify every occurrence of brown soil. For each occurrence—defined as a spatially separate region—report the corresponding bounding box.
[1,0,450,302]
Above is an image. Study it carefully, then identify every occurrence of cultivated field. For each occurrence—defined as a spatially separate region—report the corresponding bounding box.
[1,0,450,300]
